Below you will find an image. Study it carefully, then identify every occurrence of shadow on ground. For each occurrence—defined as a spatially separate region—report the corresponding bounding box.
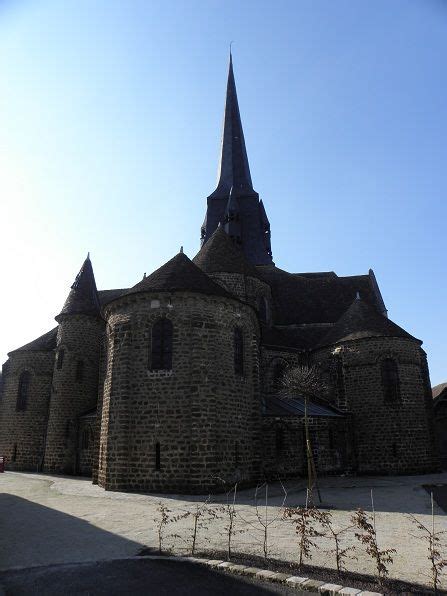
[0,494,141,571]
[0,558,304,596]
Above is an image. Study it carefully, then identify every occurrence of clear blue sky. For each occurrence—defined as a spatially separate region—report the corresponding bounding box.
[0,0,445,384]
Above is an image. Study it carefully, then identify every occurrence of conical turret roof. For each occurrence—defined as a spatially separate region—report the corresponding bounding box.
[193,226,260,278]
[124,251,232,299]
[57,255,101,319]
[318,296,419,348]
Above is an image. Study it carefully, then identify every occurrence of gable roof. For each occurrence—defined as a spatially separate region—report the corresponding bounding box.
[58,255,101,318]
[256,265,385,327]
[122,252,233,300]
[9,327,58,355]
[193,226,260,278]
[317,297,419,348]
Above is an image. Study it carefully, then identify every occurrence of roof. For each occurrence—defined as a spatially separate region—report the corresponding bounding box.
[9,327,58,355]
[265,396,344,418]
[208,53,255,201]
[317,297,419,348]
[256,265,386,328]
[433,383,447,400]
[121,252,233,300]
[261,324,308,350]
[58,255,101,318]
[193,226,260,278]
[98,289,128,306]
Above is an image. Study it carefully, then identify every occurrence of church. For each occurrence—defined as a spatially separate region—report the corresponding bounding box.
[0,56,438,493]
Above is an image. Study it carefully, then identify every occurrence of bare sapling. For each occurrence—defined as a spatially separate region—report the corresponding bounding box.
[284,505,327,569]
[154,501,190,553]
[221,482,246,560]
[319,510,357,577]
[245,481,288,562]
[407,492,447,595]
[351,498,395,586]
[188,495,221,556]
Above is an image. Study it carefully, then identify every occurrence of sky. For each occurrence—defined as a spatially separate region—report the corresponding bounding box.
[0,0,445,384]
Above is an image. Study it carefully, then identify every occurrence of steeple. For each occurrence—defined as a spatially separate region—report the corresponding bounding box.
[200,54,273,266]
[209,52,255,200]
[56,254,101,320]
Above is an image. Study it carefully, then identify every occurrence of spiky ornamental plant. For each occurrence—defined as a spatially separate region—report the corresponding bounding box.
[279,365,328,504]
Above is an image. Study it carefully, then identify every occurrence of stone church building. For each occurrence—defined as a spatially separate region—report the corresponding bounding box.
[0,56,438,492]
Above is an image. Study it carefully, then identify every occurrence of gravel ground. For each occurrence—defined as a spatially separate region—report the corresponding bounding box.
[1,471,446,591]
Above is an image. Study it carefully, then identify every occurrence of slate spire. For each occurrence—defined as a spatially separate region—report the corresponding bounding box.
[57,254,101,320]
[209,52,255,200]
[200,54,273,266]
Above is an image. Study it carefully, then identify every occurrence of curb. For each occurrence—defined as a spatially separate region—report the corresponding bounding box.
[0,555,385,595]
[168,555,383,595]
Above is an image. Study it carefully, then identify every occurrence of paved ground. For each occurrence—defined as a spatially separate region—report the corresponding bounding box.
[1,471,447,590]
[0,558,305,595]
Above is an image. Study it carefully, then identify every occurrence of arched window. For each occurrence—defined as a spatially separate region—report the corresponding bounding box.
[234,327,244,376]
[150,318,173,371]
[75,360,84,382]
[56,349,65,370]
[16,371,30,411]
[381,358,400,403]
[258,297,268,324]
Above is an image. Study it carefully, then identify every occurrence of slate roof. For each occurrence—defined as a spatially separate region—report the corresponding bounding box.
[58,255,101,318]
[265,396,344,418]
[256,265,384,327]
[317,297,419,348]
[122,252,233,300]
[9,327,58,355]
[193,227,260,278]
[433,383,447,400]
[98,289,128,306]
[261,324,308,350]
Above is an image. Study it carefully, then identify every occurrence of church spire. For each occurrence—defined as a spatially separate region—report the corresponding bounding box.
[56,254,101,320]
[209,52,255,200]
[200,55,273,266]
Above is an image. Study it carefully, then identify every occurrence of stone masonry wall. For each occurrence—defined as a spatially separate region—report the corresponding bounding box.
[262,415,350,478]
[313,337,438,474]
[0,350,54,471]
[43,315,104,474]
[208,272,273,322]
[98,290,262,493]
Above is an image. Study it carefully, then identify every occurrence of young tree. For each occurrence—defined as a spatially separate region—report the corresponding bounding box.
[279,364,328,504]
[283,505,327,569]
[407,493,447,595]
[154,502,190,553]
[320,511,357,577]
[351,507,395,586]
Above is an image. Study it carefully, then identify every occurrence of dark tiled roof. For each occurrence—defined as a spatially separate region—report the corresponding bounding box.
[317,297,419,348]
[58,256,101,318]
[123,252,233,300]
[433,383,447,400]
[98,289,128,306]
[265,396,343,418]
[9,327,58,354]
[256,265,383,326]
[193,227,260,278]
[261,325,308,350]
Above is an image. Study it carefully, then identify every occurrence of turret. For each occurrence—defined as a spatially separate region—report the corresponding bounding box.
[43,255,104,473]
